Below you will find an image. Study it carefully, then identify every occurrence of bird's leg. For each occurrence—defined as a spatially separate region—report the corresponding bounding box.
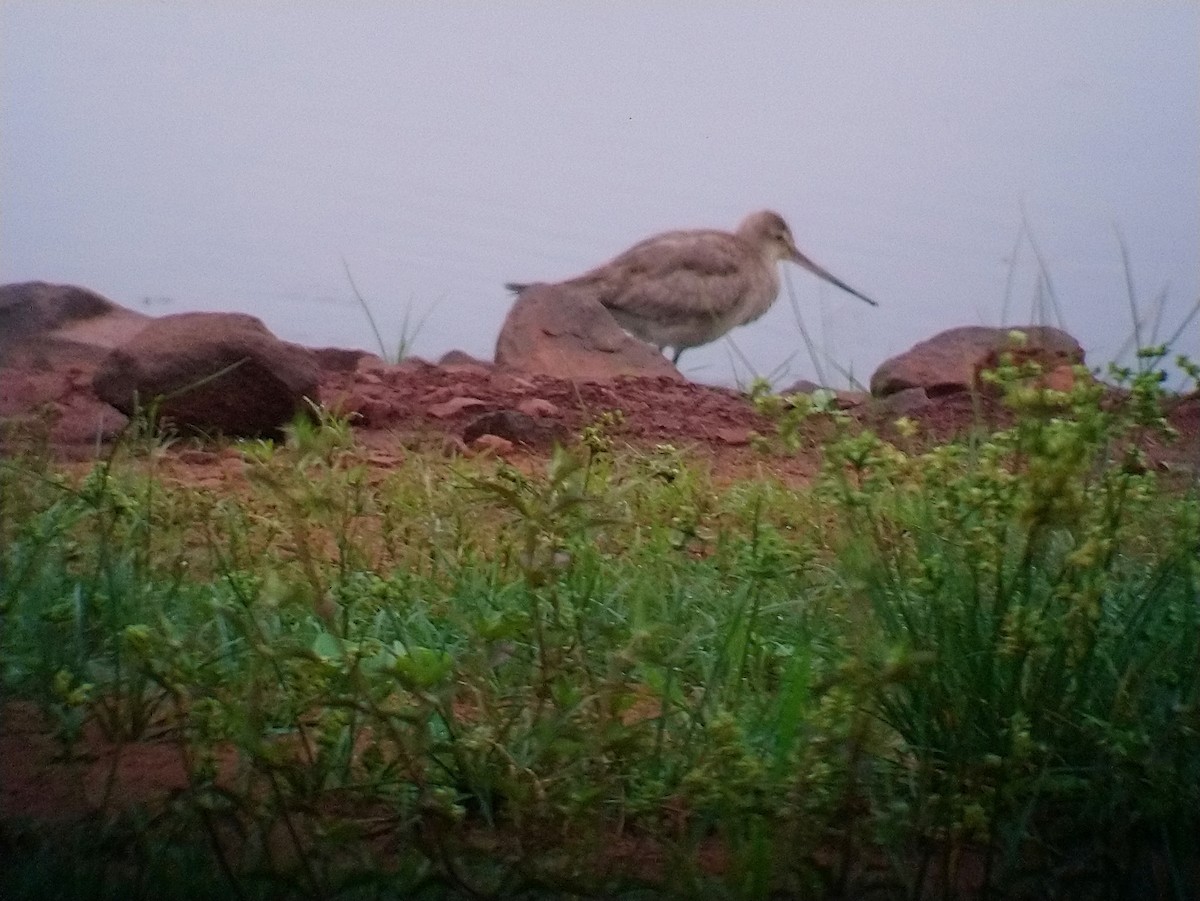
[670,347,684,365]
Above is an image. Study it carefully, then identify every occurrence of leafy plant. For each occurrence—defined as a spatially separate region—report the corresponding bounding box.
[2,348,1197,899]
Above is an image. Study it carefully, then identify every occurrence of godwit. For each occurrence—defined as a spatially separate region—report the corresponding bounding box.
[506,210,877,364]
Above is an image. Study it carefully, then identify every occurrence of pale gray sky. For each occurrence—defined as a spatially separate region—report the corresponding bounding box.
[2,2,1197,386]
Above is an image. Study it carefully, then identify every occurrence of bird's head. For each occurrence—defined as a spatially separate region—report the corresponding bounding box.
[738,209,878,307]
[738,210,803,265]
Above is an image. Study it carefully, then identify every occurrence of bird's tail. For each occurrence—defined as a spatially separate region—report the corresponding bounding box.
[504,282,530,294]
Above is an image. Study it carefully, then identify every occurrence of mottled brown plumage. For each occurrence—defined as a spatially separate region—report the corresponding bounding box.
[507,210,876,363]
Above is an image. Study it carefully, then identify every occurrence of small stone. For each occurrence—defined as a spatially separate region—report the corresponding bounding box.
[428,396,488,419]
[49,400,128,445]
[392,358,434,376]
[880,387,932,416]
[1042,365,1079,393]
[439,435,469,457]
[356,357,390,377]
[353,396,395,425]
[833,390,868,409]
[470,434,515,457]
[714,426,751,446]
[517,398,559,418]
[779,379,824,396]
[491,373,537,393]
[312,347,378,372]
[365,451,404,467]
[438,349,492,368]
[463,409,565,447]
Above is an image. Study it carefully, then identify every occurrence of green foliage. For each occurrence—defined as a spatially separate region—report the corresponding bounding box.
[1,356,1197,898]
[807,354,1200,895]
[342,260,431,364]
[749,377,849,453]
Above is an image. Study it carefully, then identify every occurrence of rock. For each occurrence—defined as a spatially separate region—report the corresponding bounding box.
[93,312,320,437]
[418,386,457,405]
[356,357,391,379]
[463,409,566,448]
[312,347,382,372]
[878,386,933,416]
[438,349,492,369]
[495,284,683,381]
[714,426,751,446]
[469,434,516,457]
[0,281,150,367]
[870,326,1084,397]
[833,390,869,409]
[391,357,435,375]
[428,396,488,419]
[516,398,560,418]
[779,379,824,396]
[491,372,537,393]
[439,435,470,457]
[0,369,129,447]
[974,348,1084,396]
[363,450,405,468]
[342,392,394,426]
[47,398,129,445]
[1039,365,1079,393]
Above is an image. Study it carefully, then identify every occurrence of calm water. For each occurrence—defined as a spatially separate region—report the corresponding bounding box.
[2,3,1197,387]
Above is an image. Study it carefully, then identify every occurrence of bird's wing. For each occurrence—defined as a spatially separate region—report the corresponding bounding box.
[571,231,755,323]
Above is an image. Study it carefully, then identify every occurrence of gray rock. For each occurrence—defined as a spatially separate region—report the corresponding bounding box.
[495,284,683,381]
[94,312,319,437]
[0,281,149,366]
[463,408,566,448]
[878,386,933,416]
[870,326,1083,397]
[438,349,492,369]
[311,346,382,372]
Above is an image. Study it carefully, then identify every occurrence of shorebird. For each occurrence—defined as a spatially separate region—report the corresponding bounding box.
[506,210,876,364]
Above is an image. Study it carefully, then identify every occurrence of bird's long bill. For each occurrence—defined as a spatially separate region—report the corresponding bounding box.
[790,250,878,307]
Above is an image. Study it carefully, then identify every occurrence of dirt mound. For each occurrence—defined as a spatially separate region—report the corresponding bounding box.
[4,348,1196,487]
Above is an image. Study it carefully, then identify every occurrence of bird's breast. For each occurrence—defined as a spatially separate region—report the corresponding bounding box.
[731,263,781,326]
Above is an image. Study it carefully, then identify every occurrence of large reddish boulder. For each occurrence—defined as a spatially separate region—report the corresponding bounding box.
[870,326,1084,397]
[495,284,682,381]
[0,281,150,367]
[94,312,320,437]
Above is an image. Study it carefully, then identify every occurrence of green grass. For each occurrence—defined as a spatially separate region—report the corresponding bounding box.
[1,353,1197,900]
